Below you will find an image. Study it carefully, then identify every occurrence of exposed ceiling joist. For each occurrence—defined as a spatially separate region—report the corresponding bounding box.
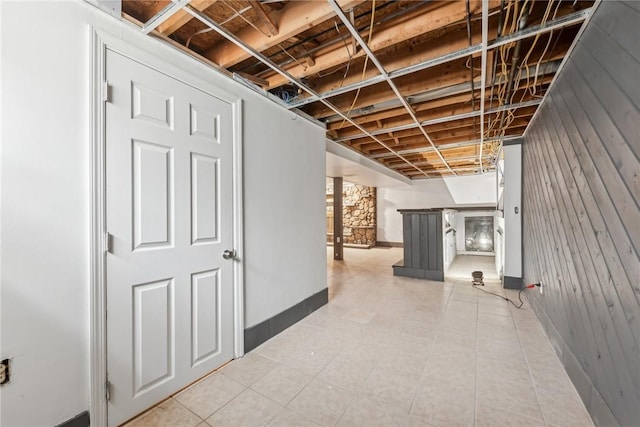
[184,3,434,178]
[327,0,456,175]
[203,0,366,68]
[370,135,523,159]
[157,0,218,35]
[288,9,585,113]
[264,0,500,89]
[142,0,189,34]
[247,0,279,36]
[288,44,483,109]
[124,0,596,178]
[333,98,542,142]
[478,0,489,172]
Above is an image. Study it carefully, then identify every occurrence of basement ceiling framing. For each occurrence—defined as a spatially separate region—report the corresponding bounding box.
[120,0,596,178]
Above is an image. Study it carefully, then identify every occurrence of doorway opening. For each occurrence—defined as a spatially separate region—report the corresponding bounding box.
[90,30,244,427]
[445,210,503,284]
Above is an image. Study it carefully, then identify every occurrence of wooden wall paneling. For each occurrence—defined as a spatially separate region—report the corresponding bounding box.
[532,86,629,424]
[524,117,600,396]
[532,104,620,401]
[554,89,640,347]
[410,214,421,269]
[395,210,444,281]
[549,92,640,421]
[575,48,640,161]
[525,121,567,317]
[582,25,640,112]
[557,80,640,343]
[566,55,640,221]
[547,111,640,421]
[592,2,640,60]
[540,101,622,397]
[533,115,597,363]
[624,0,640,12]
[431,212,443,273]
[522,122,573,342]
[551,84,633,424]
[522,3,640,423]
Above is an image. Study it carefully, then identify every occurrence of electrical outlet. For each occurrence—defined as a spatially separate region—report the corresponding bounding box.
[539,281,543,295]
[0,359,10,385]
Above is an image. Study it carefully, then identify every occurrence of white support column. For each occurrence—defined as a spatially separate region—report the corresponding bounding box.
[502,140,522,289]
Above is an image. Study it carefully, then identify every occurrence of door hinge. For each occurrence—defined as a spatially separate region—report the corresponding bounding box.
[105,380,111,402]
[102,81,111,103]
[105,232,113,254]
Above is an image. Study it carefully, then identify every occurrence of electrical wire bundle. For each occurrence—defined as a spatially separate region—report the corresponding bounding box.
[484,0,566,168]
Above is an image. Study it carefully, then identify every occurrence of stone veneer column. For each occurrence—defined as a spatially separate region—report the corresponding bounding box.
[342,184,376,247]
[332,177,343,260]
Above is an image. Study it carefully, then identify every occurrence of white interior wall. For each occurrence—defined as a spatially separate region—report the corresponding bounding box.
[442,173,498,205]
[443,210,457,272]
[243,102,326,328]
[0,2,326,425]
[496,158,505,210]
[1,3,92,425]
[502,143,522,278]
[377,173,496,243]
[495,214,505,277]
[377,180,454,243]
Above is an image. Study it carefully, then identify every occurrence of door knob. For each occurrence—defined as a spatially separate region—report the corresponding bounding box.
[222,249,237,260]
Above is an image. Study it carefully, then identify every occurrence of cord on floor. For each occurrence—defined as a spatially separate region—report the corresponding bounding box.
[471,284,536,308]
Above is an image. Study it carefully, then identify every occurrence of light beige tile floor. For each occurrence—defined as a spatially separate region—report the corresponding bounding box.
[125,247,594,427]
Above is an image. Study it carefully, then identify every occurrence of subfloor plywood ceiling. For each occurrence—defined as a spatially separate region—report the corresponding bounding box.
[119,0,596,178]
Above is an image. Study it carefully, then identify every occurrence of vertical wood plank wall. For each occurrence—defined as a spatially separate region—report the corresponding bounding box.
[522,2,639,426]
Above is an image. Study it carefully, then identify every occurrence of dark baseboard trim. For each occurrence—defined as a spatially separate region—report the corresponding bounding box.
[503,275,523,289]
[56,411,89,427]
[244,288,328,352]
[393,262,444,281]
[327,242,374,249]
[376,241,403,248]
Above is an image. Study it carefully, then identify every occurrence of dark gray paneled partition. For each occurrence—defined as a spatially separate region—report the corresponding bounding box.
[522,2,640,426]
[393,209,443,281]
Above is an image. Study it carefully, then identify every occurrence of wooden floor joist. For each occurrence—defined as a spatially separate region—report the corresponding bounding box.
[122,0,596,178]
[203,0,366,68]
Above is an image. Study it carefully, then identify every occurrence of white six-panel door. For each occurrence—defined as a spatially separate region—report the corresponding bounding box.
[105,50,234,426]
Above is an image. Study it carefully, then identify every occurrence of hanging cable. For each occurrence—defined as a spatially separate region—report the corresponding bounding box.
[309,20,354,81]
[276,44,308,71]
[238,0,401,76]
[332,20,354,87]
[221,1,267,36]
[529,0,564,96]
[488,0,506,111]
[512,0,554,100]
[473,283,538,309]
[465,0,477,141]
[221,0,305,71]
[186,28,212,48]
[338,0,377,129]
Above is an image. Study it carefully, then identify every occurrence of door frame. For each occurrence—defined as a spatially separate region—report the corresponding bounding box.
[89,27,244,426]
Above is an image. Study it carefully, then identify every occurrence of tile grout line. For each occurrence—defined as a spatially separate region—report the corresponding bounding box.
[194,373,245,423]
[170,396,205,426]
[511,301,551,427]
[134,248,588,427]
[402,290,429,427]
[473,285,481,427]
